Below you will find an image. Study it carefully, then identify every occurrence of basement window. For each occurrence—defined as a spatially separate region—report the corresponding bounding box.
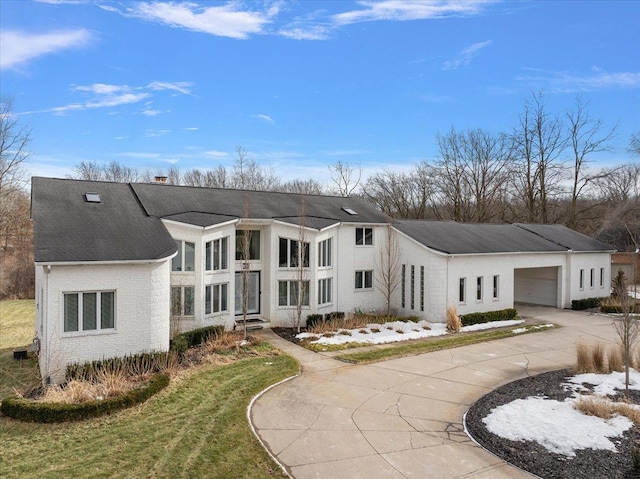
[85,192,101,203]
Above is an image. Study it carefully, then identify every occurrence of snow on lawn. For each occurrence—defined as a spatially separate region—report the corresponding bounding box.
[296,319,524,346]
[482,396,632,457]
[483,370,640,458]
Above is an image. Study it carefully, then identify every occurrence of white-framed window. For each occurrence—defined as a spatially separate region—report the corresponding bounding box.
[172,240,195,272]
[64,291,115,333]
[171,286,195,316]
[579,269,585,290]
[355,227,373,246]
[600,268,605,288]
[493,275,500,299]
[318,238,332,267]
[279,238,310,268]
[410,265,415,310]
[235,230,260,260]
[590,268,595,289]
[420,266,424,312]
[318,278,332,305]
[278,280,310,307]
[205,237,228,271]
[476,276,483,301]
[355,270,373,289]
[459,278,466,303]
[205,283,228,314]
[401,264,406,308]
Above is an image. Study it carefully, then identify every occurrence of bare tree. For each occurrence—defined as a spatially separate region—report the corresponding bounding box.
[375,224,402,315]
[565,96,616,228]
[329,160,362,196]
[72,160,104,181]
[0,97,30,199]
[232,146,281,191]
[293,200,309,333]
[238,197,253,341]
[612,270,638,398]
[630,130,640,157]
[281,178,325,195]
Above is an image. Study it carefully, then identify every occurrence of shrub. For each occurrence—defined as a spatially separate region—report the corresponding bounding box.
[571,297,603,310]
[67,351,178,382]
[575,342,594,373]
[170,326,224,354]
[460,308,518,327]
[327,311,345,320]
[306,314,324,329]
[0,374,170,423]
[446,305,461,332]
[601,304,640,314]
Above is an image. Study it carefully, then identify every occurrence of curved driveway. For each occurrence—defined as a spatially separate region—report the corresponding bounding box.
[252,306,618,478]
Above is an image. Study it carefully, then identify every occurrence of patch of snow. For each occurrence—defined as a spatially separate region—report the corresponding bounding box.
[483,396,632,457]
[511,323,554,334]
[461,319,524,332]
[565,370,640,396]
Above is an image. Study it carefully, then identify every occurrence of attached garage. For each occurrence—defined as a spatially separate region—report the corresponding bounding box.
[514,266,560,307]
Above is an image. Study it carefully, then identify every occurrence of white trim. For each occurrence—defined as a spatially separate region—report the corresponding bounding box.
[161,217,239,231]
[35,254,175,267]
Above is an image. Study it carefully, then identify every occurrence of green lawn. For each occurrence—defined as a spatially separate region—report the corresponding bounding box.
[0,300,299,478]
[0,300,39,398]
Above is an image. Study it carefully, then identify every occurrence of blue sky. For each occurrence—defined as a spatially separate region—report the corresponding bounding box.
[1,0,639,185]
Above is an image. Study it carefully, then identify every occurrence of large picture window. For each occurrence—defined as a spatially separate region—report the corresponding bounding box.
[235,230,260,260]
[64,291,115,333]
[205,237,228,271]
[355,270,373,289]
[279,238,310,268]
[172,240,195,272]
[355,227,373,246]
[171,286,195,316]
[205,283,228,314]
[278,280,310,307]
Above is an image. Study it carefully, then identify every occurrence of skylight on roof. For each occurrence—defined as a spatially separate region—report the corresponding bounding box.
[342,207,358,215]
[85,192,101,203]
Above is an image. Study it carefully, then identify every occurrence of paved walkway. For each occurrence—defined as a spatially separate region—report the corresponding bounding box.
[251,306,618,478]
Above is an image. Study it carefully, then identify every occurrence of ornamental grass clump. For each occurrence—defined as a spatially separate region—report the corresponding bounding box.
[574,342,594,374]
[446,305,461,333]
[608,344,624,373]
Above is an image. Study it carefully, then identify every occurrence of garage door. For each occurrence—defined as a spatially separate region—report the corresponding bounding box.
[514,267,559,307]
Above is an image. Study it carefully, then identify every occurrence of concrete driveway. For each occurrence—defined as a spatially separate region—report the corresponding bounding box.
[251,306,618,478]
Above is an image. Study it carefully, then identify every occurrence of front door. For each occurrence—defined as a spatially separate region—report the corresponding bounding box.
[235,271,260,315]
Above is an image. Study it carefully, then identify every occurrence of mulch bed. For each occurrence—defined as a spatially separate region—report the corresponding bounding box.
[272,327,306,345]
[465,369,640,479]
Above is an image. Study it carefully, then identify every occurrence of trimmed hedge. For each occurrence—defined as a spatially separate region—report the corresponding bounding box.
[0,373,170,423]
[571,297,603,310]
[170,325,224,354]
[460,308,518,327]
[601,304,640,314]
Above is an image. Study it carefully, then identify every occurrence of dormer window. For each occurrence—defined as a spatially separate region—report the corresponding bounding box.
[85,192,101,203]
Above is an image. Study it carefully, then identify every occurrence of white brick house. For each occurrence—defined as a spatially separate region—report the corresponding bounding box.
[31,177,614,383]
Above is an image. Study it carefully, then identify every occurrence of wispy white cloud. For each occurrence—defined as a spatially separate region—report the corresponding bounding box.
[120,2,277,39]
[119,152,162,159]
[27,81,192,115]
[255,114,275,125]
[185,127,199,131]
[443,40,492,70]
[146,129,172,138]
[333,0,494,25]
[516,68,640,92]
[204,150,228,158]
[279,25,331,40]
[0,29,92,70]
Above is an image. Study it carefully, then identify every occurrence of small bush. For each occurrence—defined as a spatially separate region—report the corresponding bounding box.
[460,309,518,326]
[172,326,224,351]
[67,351,178,382]
[575,342,594,373]
[571,297,603,310]
[0,374,170,423]
[306,314,324,329]
[446,305,461,333]
[327,311,345,320]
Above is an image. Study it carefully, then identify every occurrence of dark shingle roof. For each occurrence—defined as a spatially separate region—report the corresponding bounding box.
[130,183,389,226]
[31,177,177,263]
[394,220,612,254]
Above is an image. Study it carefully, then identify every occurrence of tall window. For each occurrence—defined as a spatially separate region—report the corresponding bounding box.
[171,286,195,316]
[279,238,310,268]
[278,280,310,307]
[493,275,500,299]
[459,278,466,303]
[64,291,115,332]
[355,270,373,289]
[590,268,595,289]
[476,276,483,301]
[600,268,605,288]
[205,283,228,314]
[172,240,195,271]
[318,238,332,267]
[205,237,228,271]
[410,265,415,310]
[235,230,260,260]
[420,266,424,312]
[579,269,585,290]
[355,227,373,246]
[401,264,406,308]
[318,278,332,305]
